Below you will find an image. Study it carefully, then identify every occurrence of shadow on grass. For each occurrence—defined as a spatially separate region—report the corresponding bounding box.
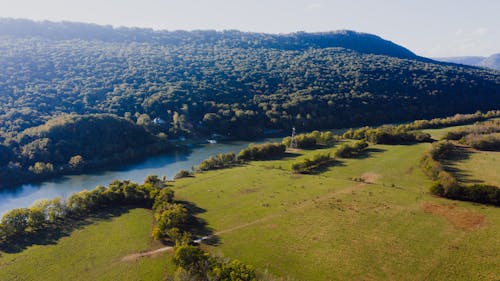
[300,159,345,175]
[0,206,132,254]
[282,151,302,159]
[241,151,303,162]
[176,200,220,246]
[351,147,386,159]
[339,148,386,160]
[442,147,483,184]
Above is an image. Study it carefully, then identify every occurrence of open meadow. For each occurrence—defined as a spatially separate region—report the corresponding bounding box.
[0,208,169,281]
[1,126,499,281]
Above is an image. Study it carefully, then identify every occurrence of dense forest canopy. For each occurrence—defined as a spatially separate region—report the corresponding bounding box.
[0,19,498,187]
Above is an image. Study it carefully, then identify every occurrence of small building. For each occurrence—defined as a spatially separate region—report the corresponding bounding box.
[152,117,166,125]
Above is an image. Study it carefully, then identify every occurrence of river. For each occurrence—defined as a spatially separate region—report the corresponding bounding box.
[0,139,277,214]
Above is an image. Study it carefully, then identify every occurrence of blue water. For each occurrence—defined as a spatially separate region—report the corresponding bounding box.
[0,139,277,214]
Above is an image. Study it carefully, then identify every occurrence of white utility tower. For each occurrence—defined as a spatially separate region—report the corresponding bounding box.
[290,126,298,149]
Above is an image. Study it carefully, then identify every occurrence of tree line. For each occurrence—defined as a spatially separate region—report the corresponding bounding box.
[420,141,499,206]
[282,131,338,149]
[443,119,500,151]
[0,175,167,243]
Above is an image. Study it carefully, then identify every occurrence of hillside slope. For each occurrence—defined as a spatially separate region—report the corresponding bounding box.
[0,19,498,187]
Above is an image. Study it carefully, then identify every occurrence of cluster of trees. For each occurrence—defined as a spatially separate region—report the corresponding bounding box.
[428,140,455,160]
[0,114,173,188]
[444,120,500,140]
[196,152,239,171]
[0,176,167,243]
[444,120,500,151]
[343,111,500,145]
[334,140,369,158]
[282,131,337,149]
[401,111,500,131]
[172,243,257,281]
[291,153,333,174]
[421,142,499,206]
[196,142,289,172]
[151,188,192,242]
[237,143,286,160]
[464,134,500,151]
[343,126,431,144]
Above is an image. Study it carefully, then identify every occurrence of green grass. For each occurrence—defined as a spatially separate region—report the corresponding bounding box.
[424,122,499,186]
[0,208,170,281]
[447,149,499,186]
[172,138,500,280]
[1,126,499,281]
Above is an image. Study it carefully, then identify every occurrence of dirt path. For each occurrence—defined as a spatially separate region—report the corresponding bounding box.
[121,175,375,262]
[121,246,174,261]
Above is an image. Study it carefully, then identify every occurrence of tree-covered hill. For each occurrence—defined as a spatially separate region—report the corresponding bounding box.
[0,18,417,59]
[0,19,499,187]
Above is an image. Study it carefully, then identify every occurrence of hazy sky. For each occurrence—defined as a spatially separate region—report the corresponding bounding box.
[0,0,498,57]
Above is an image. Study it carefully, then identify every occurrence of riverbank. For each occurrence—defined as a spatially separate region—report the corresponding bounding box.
[0,138,279,214]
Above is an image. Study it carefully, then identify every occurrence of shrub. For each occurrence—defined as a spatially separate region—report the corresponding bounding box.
[173,244,257,281]
[238,142,286,160]
[196,152,238,171]
[174,170,193,180]
[282,130,337,149]
[334,140,369,158]
[429,140,455,160]
[420,153,444,179]
[466,134,500,151]
[343,126,431,144]
[291,153,333,174]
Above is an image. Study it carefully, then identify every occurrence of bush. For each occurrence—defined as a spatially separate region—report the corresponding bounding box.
[196,152,238,171]
[174,170,193,180]
[466,184,500,205]
[238,142,286,160]
[429,140,455,160]
[282,131,337,149]
[420,153,444,179]
[291,153,333,174]
[343,126,431,144]
[334,140,369,158]
[466,134,500,151]
[173,244,257,281]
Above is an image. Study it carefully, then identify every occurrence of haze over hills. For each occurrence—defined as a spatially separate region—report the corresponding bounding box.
[0,18,498,187]
[435,53,500,70]
[0,18,419,59]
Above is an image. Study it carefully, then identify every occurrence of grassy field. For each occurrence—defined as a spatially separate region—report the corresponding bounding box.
[0,208,170,281]
[1,126,498,280]
[170,129,499,280]
[446,149,499,186]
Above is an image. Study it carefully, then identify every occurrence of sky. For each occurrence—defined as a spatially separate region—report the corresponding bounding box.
[0,0,498,57]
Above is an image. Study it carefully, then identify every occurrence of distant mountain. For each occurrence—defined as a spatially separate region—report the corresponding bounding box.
[480,54,500,70]
[0,18,419,60]
[435,54,500,70]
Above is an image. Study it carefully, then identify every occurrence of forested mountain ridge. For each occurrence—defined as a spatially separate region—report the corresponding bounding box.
[0,18,418,59]
[0,19,499,188]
